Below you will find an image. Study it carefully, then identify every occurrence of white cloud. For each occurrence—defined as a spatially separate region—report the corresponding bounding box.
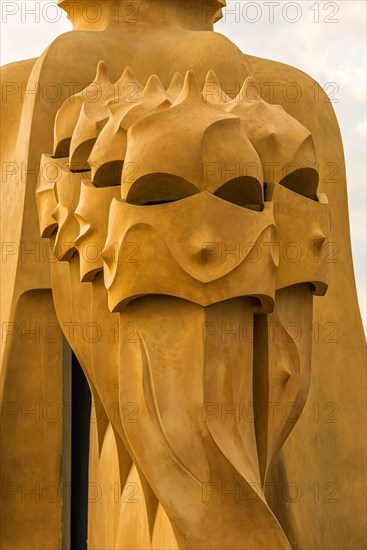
[355,121,367,137]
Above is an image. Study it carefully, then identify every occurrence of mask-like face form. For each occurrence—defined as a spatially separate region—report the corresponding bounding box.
[74,179,120,282]
[36,64,330,538]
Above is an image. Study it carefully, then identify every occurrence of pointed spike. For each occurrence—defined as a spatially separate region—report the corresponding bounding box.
[236,75,261,103]
[281,368,292,383]
[312,230,327,246]
[114,66,143,103]
[185,70,200,93]
[121,66,135,81]
[116,66,143,88]
[244,76,258,87]
[95,60,112,84]
[173,70,200,105]
[141,74,166,96]
[205,69,219,84]
[166,72,184,98]
[97,60,107,74]
[202,69,230,104]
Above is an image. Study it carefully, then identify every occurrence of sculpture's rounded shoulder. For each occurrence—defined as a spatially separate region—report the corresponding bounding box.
[0,58,38,160]
[0,57,37,77]
[0,57,37,99]
[183,28,246,59]
[173,29,252,81]
[246,53,341,136]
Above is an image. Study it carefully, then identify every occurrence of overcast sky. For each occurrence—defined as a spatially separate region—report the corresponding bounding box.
[1,0,366,328]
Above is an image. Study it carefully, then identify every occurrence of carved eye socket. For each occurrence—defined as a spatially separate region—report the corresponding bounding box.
[92,160,124,187]
[279,168,319,201]
[125,173,264,210]
[214,176,263,211]
[69,139,96,172]
[125,173,199,205]
[53,138,71,159]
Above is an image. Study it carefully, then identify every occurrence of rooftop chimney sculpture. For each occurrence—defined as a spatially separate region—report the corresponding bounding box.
[1,1,365,549]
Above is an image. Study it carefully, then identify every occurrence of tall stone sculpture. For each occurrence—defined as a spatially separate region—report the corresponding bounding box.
[1,1,365,549]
